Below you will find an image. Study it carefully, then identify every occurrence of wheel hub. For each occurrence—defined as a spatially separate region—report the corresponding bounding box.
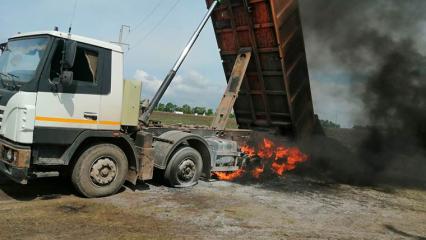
[177,159,196,182]
[90,158,117,186]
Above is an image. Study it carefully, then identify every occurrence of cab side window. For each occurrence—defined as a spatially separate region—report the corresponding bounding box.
[49,43,99,85]
[71,47,98,84]
[40,38,111,95]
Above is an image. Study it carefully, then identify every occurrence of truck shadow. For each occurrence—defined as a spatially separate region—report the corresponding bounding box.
[0,175,75,201]
[0,176,128,201]
[130,168,168,191]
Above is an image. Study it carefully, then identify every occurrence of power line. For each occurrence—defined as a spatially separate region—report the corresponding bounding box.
[130,0,181,50]
[132,1,165,34]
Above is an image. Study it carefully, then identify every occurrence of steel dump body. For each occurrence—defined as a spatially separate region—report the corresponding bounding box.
[206,0,315,138]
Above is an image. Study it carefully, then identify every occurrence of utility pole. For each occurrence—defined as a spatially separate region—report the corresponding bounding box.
[111,25,131,50]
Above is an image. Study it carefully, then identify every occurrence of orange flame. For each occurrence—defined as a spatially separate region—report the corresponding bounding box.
[213,169,245,181]
[241,145,255,157]
[263,138,273,149]
[213,138,309,181]
[251,165,265,179]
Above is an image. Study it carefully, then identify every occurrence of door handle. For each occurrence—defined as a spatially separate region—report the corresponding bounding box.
[84,112,98,121]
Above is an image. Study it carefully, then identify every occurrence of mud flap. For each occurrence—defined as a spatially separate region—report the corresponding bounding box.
[138,147,155,181]
[126,168,138,186]
[134,132,155,181]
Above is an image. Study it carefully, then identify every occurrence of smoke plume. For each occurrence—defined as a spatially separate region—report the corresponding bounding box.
[298,0,426,186]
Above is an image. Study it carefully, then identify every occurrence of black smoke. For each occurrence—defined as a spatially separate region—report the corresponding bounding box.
[298,0,426,187]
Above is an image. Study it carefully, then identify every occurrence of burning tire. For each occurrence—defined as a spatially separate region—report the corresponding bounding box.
[164,147,203,188]
[71,144,128,198]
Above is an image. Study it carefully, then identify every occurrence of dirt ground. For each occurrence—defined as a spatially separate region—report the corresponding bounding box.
[0,128,425,240]
[0,172,425,240]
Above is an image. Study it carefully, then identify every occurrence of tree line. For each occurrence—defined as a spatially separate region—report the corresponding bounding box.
[320,119,341,128]
[156,102,215,116]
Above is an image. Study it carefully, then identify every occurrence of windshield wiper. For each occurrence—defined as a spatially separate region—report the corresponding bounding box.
[0,72,11,88]
[7,73,21,90]
[0,72,21,90]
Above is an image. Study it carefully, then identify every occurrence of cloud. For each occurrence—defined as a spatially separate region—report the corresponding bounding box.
[134,69,224,108]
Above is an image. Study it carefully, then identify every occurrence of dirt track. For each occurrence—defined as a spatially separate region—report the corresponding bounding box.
[0,172,425,240]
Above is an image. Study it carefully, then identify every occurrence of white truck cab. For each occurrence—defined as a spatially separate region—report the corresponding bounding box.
[0,28,243,198]
[0,31,133,184]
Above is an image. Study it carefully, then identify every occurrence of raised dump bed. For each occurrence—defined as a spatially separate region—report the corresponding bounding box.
[206,0,315,138]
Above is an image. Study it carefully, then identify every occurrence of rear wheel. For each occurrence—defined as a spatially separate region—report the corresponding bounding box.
[164,147,203,188]
[71,144,128,198]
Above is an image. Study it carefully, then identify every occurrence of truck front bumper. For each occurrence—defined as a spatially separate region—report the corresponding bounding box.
[0,138,31,184]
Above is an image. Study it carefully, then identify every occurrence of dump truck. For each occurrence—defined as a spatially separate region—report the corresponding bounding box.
[206,0,315,138]
[0,0,314,197]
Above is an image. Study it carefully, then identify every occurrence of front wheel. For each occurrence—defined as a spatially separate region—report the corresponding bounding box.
[164,147,203,188]
[71,144,128,198]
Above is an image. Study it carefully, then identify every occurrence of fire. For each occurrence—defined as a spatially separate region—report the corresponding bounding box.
[251,165,264,179]
[213,169,245,181]
[213,138,309,181]
[271,162,286,176]
[240,145,255,157]
[263,138,273,149]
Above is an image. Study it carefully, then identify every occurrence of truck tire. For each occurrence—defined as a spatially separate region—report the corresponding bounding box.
[71,144,128,198]
[164,147,203,188]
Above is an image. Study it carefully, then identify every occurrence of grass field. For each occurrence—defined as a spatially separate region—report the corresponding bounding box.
[150,111,238,129]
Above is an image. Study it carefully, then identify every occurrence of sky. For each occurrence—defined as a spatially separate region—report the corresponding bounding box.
[0,0,227,110]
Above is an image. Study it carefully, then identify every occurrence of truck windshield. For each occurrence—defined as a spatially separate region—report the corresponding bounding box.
[0,37,49,88]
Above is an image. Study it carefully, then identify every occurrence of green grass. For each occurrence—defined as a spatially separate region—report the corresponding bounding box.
[150,111,238,129]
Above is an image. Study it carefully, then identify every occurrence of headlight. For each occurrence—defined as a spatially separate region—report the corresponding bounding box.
[6,149,13,162]
[4,149,17,163]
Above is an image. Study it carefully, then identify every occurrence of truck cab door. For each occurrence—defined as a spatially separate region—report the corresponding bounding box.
[35,40,104,135]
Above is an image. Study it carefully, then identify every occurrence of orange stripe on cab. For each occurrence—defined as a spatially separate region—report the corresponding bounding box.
[35,116,121,126]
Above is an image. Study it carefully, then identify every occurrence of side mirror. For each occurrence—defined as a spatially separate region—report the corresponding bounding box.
[63,40,77,69]
[59,70,73,86]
